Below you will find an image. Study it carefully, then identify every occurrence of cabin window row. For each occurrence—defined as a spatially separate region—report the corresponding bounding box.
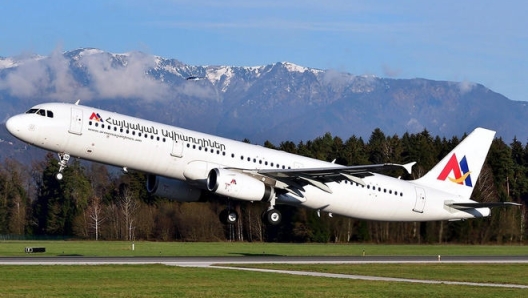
[344,180,403,197]
[89,121,167,142]
[89,121,292,170]
[366,184,403,197]
[185,143,291,169]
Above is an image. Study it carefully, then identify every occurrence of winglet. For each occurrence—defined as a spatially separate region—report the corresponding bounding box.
[403,162,416,174]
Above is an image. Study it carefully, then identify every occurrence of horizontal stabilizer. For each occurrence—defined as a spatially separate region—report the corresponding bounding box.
[446,202,521,210]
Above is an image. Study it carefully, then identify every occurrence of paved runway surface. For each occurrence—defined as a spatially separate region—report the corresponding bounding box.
[1,255,528,265]
[1,255,527,289]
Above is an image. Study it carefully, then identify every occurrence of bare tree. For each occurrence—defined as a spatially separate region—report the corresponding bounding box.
[120,188,138,241]
[88,196,105,240]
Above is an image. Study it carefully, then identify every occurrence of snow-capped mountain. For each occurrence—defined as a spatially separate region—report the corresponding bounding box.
[1,48,527,162]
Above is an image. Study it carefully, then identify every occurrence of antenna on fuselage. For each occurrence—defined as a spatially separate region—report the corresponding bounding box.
[75,99,80,105]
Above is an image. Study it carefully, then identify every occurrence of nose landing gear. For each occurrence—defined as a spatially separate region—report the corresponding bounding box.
[56,153,70,180]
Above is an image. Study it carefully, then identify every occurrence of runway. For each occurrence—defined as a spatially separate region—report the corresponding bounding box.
[1,255,528,266]
[1,255,527,289]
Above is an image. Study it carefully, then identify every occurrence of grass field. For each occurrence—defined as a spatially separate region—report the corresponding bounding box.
[1,241,527,297]
[1,240,527,257]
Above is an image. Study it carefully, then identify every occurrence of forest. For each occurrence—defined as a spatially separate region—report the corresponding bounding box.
[0,128,526,244]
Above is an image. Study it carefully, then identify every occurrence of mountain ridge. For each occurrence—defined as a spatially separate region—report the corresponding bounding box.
[1,48,527,163]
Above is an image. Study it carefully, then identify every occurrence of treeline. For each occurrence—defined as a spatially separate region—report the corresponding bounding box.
[0,129,526,243]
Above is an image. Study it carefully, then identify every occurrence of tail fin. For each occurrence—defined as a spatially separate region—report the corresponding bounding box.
[414,127,495,199]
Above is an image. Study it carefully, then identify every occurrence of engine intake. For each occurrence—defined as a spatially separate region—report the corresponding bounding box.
[146,175,206,202]
[207,168,274,202]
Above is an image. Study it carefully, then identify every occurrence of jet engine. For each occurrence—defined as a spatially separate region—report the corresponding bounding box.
[146,175,207,202]
[207,168,275,202]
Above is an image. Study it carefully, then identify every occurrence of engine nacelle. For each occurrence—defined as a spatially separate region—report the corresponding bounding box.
[146,175,206,202]
[207,168,274,202]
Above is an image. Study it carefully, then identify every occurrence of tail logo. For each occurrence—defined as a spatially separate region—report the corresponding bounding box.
[89,112,103,122]
[437,154,472,187]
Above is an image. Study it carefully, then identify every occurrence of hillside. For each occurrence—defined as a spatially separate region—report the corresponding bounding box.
[1,48,527,163]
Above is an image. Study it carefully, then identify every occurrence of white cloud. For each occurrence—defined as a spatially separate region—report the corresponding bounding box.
[0,47,90,101]
[456,80,476,94]
[80,51,170,101]
[0,49,171,101]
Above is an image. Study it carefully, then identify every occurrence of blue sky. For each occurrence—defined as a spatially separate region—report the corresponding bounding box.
[1,0,527,101]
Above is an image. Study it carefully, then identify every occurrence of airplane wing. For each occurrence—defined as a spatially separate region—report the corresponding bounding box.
[237,162,415,195]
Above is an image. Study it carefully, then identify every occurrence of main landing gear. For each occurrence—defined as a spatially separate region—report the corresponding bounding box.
[56,153,70,180]
[262,208,281,226]
[262,195,282,226]
[219,208,239,225]
[220,197,282,226]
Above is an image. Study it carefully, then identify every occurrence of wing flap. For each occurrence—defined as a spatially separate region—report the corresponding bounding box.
[255,162,414,193]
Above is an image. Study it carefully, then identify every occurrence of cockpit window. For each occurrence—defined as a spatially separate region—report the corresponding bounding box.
[25,108,54,118]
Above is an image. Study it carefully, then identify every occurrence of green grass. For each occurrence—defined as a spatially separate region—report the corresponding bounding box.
[230,263,528,285]
[1,265,527,297]
[1,241,527,297]
[1,240,527,257]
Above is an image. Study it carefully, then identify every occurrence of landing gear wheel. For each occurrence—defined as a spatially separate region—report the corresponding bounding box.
[56,153,71,181]
[263,209,282,226]
[219,209,238,225]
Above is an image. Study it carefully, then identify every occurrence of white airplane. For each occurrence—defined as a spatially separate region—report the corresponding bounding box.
[5,101,518,225]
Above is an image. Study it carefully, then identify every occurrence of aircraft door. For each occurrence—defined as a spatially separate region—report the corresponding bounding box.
[69,107,83,135]
[413,187,426,213]
[171,139,183,158]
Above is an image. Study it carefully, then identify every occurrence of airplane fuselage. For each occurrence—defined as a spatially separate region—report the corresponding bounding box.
[6,102,491,222]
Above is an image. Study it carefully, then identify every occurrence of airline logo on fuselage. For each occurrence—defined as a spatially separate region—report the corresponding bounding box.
[437,154,472,187]
[88,111,227,151]
[89,112,103,122]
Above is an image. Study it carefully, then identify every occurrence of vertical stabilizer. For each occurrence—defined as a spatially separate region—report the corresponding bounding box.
[414,127,495,199]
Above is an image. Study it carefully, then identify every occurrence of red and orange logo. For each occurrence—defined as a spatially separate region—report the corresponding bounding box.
[89,112,103,122]
[437,154,472,187]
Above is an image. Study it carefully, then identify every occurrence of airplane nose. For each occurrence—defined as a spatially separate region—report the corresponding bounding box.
[5,116,16,134]
[5,115,24,137]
